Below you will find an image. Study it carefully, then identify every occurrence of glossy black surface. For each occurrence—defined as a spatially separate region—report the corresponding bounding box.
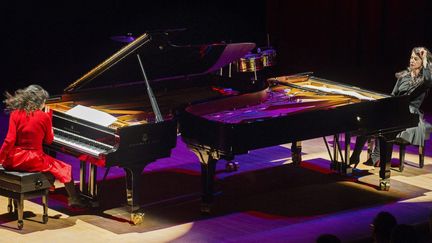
[180,93,418,155]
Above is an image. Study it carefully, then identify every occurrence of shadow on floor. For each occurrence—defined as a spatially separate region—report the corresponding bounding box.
[11,157,425,235]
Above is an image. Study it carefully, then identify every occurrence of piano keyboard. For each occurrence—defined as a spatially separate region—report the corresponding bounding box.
[53,128,115,157]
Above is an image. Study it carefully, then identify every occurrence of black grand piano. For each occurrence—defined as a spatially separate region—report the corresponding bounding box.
[45,30,257,223]
[178,74,418,211]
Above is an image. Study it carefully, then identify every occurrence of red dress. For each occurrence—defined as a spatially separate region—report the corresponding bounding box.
[0,110,71,183]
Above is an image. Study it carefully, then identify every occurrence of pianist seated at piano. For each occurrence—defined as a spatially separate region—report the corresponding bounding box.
[0,85,86,208]
[350,47,432,167]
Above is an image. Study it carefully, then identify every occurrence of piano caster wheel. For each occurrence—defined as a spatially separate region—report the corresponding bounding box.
[225,161,239,172]
[43,215,48,224]
[200,203,212,215]
[131,211,145,225]
[379,180,390,191]
[17,220,23,230]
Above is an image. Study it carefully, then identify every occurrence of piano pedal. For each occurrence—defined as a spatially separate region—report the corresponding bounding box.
[225,161,239,172]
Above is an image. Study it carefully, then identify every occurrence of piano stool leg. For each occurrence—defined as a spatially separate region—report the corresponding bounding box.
[13,199,18,214]
[419,145,425,168]
[7,198,13,213]
[291,141,302,165]
[42,190,48,224]
[367,138,374,161]
[124,166,146,225]
[17,195,24,230]
[399,144,406,172]
[378,137,393,191]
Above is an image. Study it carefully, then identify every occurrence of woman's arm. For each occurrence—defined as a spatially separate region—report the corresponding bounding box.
[422,63,432,87]
[0,113,17,163]
[408,63,432,99]
[392,70,409,96]
[43,109,54,145]
[420,48,432,87]
[391,78,402,96]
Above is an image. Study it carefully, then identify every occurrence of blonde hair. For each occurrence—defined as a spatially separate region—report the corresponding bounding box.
[3,84,49,113]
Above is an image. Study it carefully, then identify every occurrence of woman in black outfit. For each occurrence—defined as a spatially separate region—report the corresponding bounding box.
[350,47,432,167]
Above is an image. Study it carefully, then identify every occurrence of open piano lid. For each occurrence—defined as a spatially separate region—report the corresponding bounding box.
[64,30,256,92]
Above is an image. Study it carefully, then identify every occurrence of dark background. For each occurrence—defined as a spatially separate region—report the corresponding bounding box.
[1,0,431,110]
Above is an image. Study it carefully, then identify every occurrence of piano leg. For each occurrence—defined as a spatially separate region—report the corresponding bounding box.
[291,141,302,165]
[188,147,219,214]
[124,165,145,225]
[344,133,353,175]
[200,156,217,214]
[378,136,393,191]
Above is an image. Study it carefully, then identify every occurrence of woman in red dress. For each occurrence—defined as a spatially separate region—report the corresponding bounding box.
[0,85,85,207]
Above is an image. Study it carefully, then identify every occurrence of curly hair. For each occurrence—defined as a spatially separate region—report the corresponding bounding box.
[3,84,49,113]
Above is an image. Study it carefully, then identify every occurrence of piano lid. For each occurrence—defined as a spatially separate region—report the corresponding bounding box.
[64,30,256,92]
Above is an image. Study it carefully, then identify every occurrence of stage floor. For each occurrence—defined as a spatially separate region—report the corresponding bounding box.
[0,113,431,242]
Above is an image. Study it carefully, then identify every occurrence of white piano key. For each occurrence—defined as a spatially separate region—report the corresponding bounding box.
[53,128,115,157]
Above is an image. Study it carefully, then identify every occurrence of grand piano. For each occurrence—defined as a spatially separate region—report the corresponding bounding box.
[178,74,418,211]
[44,30,257,223]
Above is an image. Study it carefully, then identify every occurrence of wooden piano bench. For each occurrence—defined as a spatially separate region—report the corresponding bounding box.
[0,165,53,230]
[367,137,426,172]
[394,138,426,172]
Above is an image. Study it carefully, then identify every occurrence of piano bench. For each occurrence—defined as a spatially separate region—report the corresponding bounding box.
[367,137,426,172]
[393,138,425,172]
[0,165,53,230]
